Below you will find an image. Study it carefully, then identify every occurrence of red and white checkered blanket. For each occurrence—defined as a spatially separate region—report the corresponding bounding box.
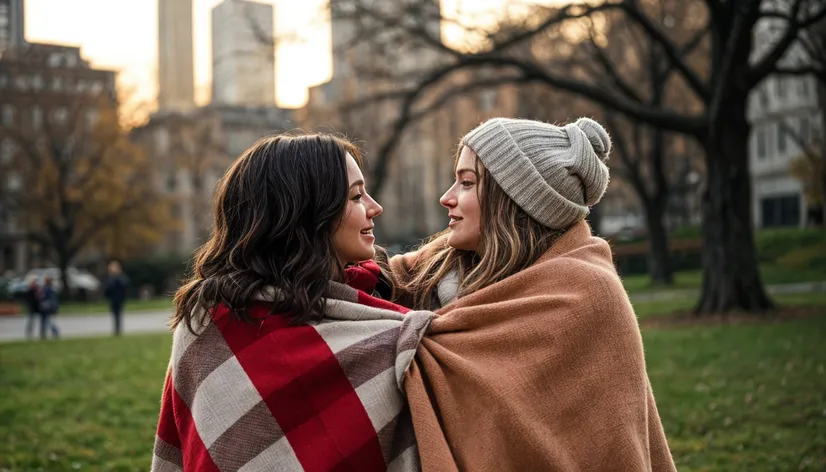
[152,263,433,472]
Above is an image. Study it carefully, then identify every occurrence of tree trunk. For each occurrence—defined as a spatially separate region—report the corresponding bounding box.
[820,84,826,225]
[52,232,76,302]
[821,162,826,226]
[643,198,673,285]
[695,104,773,314]
[57,252,71,303]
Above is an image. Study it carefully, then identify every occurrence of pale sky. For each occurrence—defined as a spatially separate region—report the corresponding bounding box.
[24,0,555,110]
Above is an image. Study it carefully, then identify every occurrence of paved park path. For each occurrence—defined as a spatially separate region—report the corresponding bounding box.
[1,281,824,343]
[0,310,171,342]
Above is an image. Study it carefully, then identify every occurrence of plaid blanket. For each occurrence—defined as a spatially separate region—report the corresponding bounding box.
[151,263,433,472]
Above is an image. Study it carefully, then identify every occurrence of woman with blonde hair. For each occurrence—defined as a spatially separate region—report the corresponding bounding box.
[389,117,676,471]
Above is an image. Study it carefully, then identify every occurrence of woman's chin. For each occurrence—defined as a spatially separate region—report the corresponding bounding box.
[447,234,470,251]
[446,233,457,246]
[358,245,376,261]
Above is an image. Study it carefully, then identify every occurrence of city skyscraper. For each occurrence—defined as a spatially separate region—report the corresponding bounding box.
[158,0,195,111]
[211,0,276,106]
[0,0,25,50]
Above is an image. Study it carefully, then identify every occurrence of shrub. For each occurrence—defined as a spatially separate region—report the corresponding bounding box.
[612,226,826,276]
[121,255,192,298]
[755,227,826,264]
[776,242,826,273]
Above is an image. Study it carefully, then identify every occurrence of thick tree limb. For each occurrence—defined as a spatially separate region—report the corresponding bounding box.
[748,0,806,86]
[621,0,710,100]
[708,0,759,135]
[586,24,644,102]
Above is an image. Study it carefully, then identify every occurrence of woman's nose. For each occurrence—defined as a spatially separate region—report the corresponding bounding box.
[440,188,456,208]
[367,195,383,218]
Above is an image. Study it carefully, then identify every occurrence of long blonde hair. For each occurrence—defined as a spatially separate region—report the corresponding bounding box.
[397,146,565,309]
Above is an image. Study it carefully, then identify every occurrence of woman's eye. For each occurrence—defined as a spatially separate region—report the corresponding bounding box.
[352,193,363,201]
[461,180,474,188]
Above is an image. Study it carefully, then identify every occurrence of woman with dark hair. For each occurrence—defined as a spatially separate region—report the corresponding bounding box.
[388,118,675,471]
[152,132,431,472]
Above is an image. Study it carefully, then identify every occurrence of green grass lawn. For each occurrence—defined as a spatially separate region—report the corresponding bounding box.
[646,317,826,471]
[622,264,826,294]
[633,291,826,320]
[2,310,825,471]
[0,335,171,472]
[16,297,173,316]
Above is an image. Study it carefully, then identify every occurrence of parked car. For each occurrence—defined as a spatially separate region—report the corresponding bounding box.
[6,267,101,296]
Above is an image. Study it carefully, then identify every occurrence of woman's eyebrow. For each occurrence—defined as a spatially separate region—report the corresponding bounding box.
[455,168,479,178]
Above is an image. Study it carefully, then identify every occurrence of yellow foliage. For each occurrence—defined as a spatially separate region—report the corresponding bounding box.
[3,98,178,262]
[789,149,824,206]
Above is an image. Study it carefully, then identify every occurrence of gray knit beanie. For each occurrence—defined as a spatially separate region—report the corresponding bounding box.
[462,117,611,230]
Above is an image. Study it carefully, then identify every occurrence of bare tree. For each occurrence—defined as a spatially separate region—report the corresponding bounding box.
[582,2,707,285]
[319,0,825,314]
[0,92,172,297]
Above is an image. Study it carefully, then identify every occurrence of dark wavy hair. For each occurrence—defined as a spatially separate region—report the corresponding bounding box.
[172,131,363,333]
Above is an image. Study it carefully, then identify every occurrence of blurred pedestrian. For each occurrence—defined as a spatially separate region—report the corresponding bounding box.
[23,277,41,339]
[38,277,60,340]
[103,260,129,336]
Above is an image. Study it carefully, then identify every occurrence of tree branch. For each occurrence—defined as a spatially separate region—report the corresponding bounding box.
[775,65,825,77]
[586,23,643,102]
[486,2,623,52]
[748,0,806,86]
[779,119,820,162]
[465,55,705,133]
[603,111,650,203]
[621,0,709,100]
[801,2,826,28]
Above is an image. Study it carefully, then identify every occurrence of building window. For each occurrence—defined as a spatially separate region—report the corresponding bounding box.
[777,121,787,153]
[90,81,103,94]
[758,84,769,108]
[1,139,16,164]
[1,105,14,126]
[32,107,43,129]
[31,75,43,91]
[0,73,7,88]
[6,173,22,191]
[85,110,98,130]
[761,194,801,228]
[65,54,78,67]
[798,76,809,98]
[52,77,64,91]
[775,77,786,98]
[800,116,810,145]
[756,126,767,159]
[15,75,27,91]
[192,173,203,192]
[76,79,87,93]
[155,128,170,154]
[53,107,68,126]
[479,89,498,112]
[48,53,62,68]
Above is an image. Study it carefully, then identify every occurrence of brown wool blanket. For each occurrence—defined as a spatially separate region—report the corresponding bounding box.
[390,221,676,472]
